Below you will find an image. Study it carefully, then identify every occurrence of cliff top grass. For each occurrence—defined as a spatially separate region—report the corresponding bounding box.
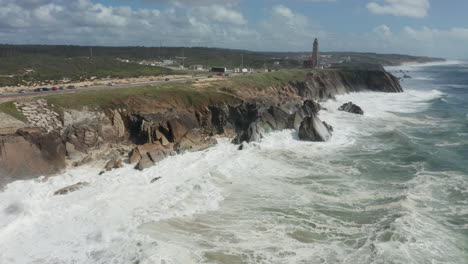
[0,101,26,122]
[0,69,312,120]
[225,70,308,90]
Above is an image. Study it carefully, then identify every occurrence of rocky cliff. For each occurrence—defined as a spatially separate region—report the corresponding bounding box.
[0,69,402,183]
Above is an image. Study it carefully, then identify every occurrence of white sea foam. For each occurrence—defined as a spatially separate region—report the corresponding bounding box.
[0,80,464,263]
[385,60,465,72]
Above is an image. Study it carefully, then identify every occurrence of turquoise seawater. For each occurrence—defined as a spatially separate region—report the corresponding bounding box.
[0,62,466,263]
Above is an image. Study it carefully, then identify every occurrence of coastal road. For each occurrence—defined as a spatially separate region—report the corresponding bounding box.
[0,74,245,100]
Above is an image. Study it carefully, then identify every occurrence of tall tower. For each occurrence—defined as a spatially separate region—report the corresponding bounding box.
[312,38,319,68]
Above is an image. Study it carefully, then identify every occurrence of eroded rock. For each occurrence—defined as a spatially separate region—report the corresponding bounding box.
[298,115,333,142]
[53,182,89,195]
[104,158,123,171]
[135,155,154,171]
[338,102,364,115]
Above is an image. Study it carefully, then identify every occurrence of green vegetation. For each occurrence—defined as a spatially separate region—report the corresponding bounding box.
[0,55,172,87]
[0,101,26,122]
[41,81,240,115]
[0,70,311,120]
[322,52,444,66]
[0,44,443,88]
[223,70,308,91]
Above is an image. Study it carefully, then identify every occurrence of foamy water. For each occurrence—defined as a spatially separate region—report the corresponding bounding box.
[1,62,467,263]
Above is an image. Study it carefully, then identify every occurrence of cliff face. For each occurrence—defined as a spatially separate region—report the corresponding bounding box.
[0,69,402,182]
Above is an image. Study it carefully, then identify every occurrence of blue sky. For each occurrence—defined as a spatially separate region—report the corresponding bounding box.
[1,0,467,58]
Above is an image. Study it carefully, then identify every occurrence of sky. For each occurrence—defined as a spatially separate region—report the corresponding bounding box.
[0,0,467,59]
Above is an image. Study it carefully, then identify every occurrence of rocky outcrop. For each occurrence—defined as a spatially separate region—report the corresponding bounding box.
[104,158,123,171]
[53,182,89,195]
[298,115,333,142]
[338,102,364,115]
[0,128,66,183]
[0,69,403,181]
[15,100,63,133]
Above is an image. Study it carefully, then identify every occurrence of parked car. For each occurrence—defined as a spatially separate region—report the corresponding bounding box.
[42,88,50,91]
[18,90,26,94]
[207,75,213,78]
[52,87,59,91]
[224,73,230,76]
[217,73,223,76]
[67,85,76,89]
[34,88,42,92]
[59,86,65,90]
[107,82,114,86]
[164,78,170,81]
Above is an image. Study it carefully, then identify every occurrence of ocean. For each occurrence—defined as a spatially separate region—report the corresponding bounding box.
[0,62,467,264]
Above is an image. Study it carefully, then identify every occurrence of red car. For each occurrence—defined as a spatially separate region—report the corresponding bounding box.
[217,73,223,76]
[52,87,59,91]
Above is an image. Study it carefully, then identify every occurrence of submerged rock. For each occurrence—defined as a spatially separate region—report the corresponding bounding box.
[53,182,89,195]
[338,102,364,115]
[298,115,333,142]
[150,177,161,183]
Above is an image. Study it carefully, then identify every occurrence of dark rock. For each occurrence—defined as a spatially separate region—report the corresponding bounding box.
[298,115,333,142]
[267,106,291,130]
[150,177,161,183]
[302,100,321,116]
[338,102,364,115]
[322,121,334,132]
[54,182,89,195]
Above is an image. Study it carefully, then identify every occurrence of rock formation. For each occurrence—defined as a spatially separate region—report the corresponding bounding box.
[0,69,403,182]
[298,115,333,142]
[338,102,364,115]
[53,182,89,195]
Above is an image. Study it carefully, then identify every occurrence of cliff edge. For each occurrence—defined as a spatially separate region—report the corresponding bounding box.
[0,69,402,183]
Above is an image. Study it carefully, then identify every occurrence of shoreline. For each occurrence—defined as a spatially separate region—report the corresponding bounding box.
[388,59,463,69]
[0,68,403,186]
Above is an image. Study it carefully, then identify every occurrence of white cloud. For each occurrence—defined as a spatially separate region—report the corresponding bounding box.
[0,1,467,59]
[373,24,392,37]
[192,5,246,25]
[273,5,295,18]
[367,0,430,18]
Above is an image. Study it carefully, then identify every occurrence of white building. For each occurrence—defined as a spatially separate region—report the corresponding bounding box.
[189,65,204,70]
[163,60,175,65]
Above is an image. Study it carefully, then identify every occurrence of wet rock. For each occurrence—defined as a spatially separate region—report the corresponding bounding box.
[338,102,364,115]
[150,177,161,183]
[322,121,334,132]
[298,114,333,142]
[147,149,166,163]
[54,182,89,195]
[135,155,154,171]
[302,100,321,116]
[105,158,123,171]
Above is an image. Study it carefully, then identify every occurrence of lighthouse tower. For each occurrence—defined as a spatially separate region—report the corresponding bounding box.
[312,38,319,68]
